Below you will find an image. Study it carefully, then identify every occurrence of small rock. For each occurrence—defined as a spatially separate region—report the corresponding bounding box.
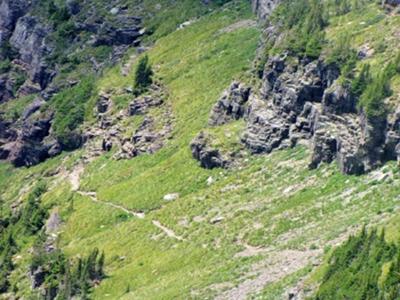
[210,216,224,224]
[110,7,120,15]
[163,193,180,201]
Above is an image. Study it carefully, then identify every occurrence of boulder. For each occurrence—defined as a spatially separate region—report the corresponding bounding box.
[21,97,45,120]
[97,94,111,114]
[190,132,229,169]
[0,74,14,103]
[163,193,180,201]
[129,95,163,116]
[66,0,80,15]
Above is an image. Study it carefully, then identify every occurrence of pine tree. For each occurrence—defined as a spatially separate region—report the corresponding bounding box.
[352,63,371,96]
[134,55,153,95]
[97,251,105,279]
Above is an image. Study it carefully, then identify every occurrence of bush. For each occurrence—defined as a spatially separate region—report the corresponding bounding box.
[325,33,358,80]
[271,0,328,58]
[51,77,95,149]
[351,63,372,96]
[0,59,11,74]
[133,55,153,95]
[358,54,400,118]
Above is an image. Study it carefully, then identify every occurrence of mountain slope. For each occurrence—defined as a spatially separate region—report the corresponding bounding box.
[0,0,400,299]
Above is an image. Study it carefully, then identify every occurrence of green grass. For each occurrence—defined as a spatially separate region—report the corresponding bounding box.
[0,95,35,121]
[1,1,400,299]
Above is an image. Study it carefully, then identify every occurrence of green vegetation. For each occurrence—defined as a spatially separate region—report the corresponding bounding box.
[51,77,95,149]
[0,95,35,121]
[31,240,105,299]
[271,0,327,58]
[0,182,47,293]
[0,59,11,74]
[316,227,400,300]
[325,33,357,80]
[133,55,153,95]
[358,53,400,118]
[20,182,48,235]
[0,0,400,299]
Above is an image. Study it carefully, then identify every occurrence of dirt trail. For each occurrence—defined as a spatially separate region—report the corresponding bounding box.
[69,164,85,191]
[77,190,183,240]
[152,220,184,241]
[69,164,182,241]
[215,249,320,300]
[77,190,146,219]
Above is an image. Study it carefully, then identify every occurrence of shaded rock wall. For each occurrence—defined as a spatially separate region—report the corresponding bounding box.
[251,0,281,19]
[243,55,399,175]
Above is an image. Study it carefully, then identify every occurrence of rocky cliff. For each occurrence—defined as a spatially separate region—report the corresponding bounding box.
[197,0,400,175]
[0,0,144,167]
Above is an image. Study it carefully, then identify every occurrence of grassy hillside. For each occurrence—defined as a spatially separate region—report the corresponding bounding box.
[1,0,400,299]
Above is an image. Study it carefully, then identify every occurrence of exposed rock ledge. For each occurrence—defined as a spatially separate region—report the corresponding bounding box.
[203,54,400,175]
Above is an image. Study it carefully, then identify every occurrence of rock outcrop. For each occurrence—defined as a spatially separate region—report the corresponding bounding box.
[209,81,250,126]
[0,112,61,167]
[0,0,30,52]
[239,53,399,175]
[190,132,229,169]
[10,16,54,89]
[82,85,173,162]
[251,0,281,20]
[0,0,146,167]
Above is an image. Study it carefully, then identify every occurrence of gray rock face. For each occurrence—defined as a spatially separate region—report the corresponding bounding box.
[251,0,281,19]
[209,81,250,126]
[0,0,30,50]
[190,132,229,169]
[322,82,357,115]
[0,112,62,167]
[89,15,143,47]
[10,16,54,89]
[385,0,400,7]
[238,53,398,175]
[0,1,148,167]
[243,55,334,154]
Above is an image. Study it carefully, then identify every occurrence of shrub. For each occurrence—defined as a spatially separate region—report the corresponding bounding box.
[325,33,358,80]
[51,77,95,149]
[358,54,400,118]
[0,59,11,74]
[134,55,153,95]
[351,63,372,96]
[270,0,328,58]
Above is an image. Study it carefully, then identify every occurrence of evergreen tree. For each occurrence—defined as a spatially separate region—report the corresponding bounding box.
[97,251,105,279]
[134,55,153,95]
[351,63,371,96]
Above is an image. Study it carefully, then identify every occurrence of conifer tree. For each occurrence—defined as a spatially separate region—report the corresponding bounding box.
[134,55,153,95]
